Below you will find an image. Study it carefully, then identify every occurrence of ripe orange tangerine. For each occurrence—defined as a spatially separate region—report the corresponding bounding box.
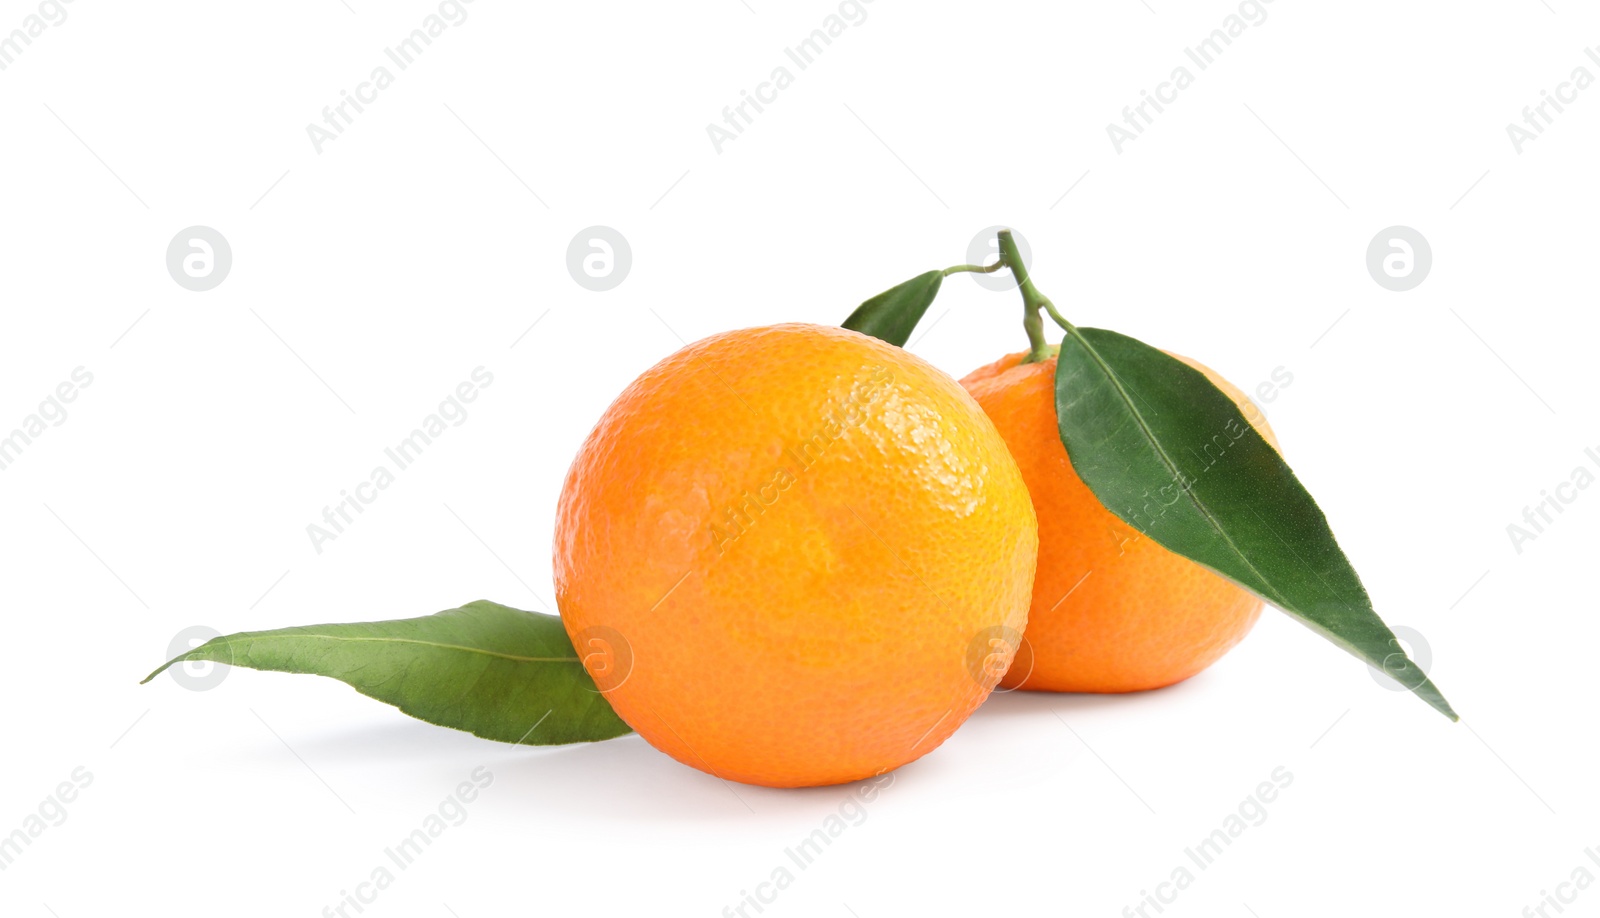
[961,349,1278,694]
[555,323,1038,787]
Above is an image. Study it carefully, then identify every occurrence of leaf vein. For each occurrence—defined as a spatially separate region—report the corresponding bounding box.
[1067,328,1293,609]
[196,632,581,665]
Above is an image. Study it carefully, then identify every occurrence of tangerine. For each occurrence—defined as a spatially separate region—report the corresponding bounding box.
[555,324,1037,787]
[960,349,1278,693]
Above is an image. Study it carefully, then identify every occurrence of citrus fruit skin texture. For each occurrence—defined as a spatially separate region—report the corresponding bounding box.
[555,324,1038,788]
[960,350,1278,694]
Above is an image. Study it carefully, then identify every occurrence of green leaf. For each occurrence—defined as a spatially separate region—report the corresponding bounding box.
[142,600,634,744]
[1054,327,1457,720]
[842,269,943,346]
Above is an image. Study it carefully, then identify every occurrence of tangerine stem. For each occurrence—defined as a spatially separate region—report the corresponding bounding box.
[997,229,1070,363]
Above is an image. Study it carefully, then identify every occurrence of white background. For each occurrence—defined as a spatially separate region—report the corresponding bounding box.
[2,1,1597,916]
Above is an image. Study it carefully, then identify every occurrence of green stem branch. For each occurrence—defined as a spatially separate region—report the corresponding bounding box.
[941,261,1006,277]
[996,229,1072,363]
